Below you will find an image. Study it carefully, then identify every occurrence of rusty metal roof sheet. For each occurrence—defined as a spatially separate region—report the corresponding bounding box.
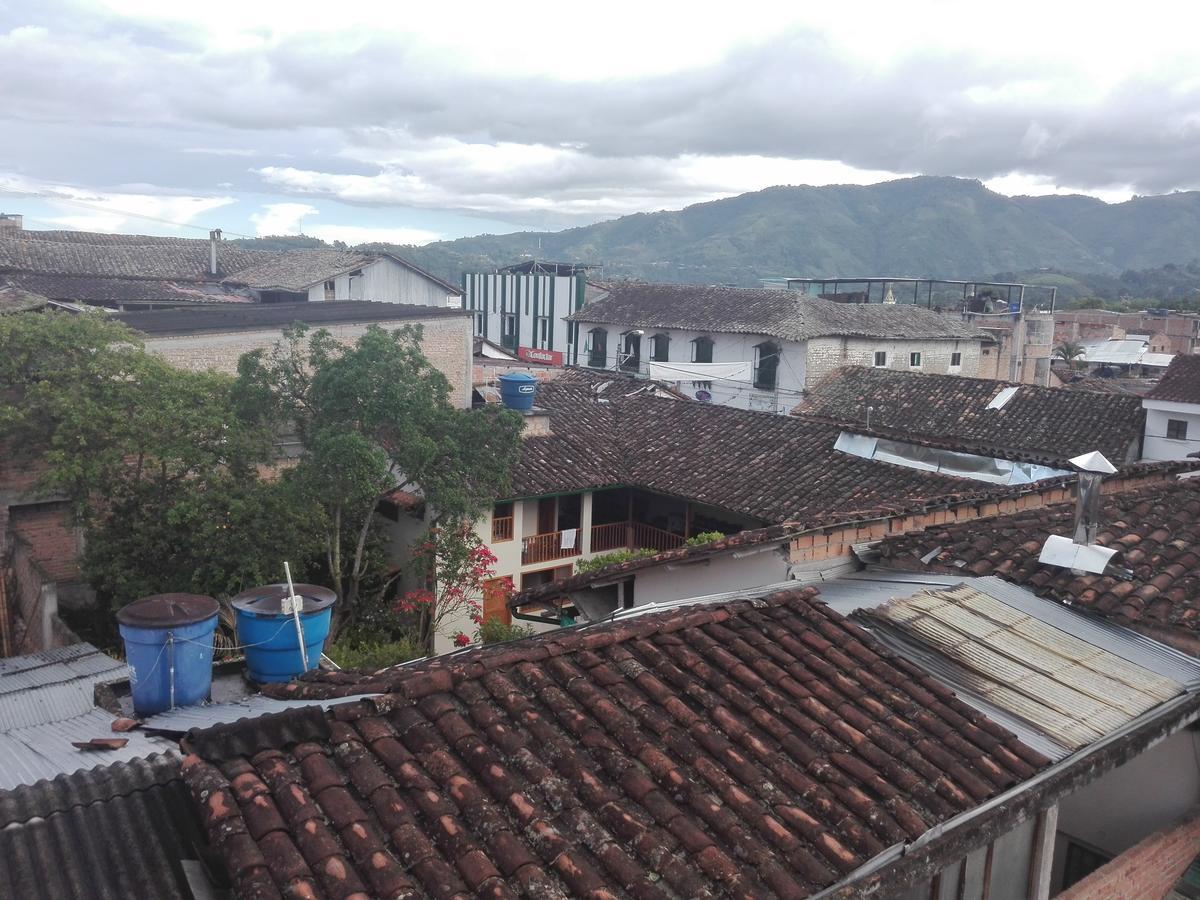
[861,580,1194,752]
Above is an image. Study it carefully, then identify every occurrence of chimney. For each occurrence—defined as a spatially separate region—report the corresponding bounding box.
[1069,451,1117,545]
[0,213,23,233]
[209,228,222,276]
[1037,450,1119,575]
[518,407,552,439]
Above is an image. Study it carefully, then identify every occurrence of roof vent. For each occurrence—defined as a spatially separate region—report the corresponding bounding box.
[1037,451,1118,575]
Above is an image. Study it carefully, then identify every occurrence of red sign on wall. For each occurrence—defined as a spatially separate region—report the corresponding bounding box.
[517,346,564,366]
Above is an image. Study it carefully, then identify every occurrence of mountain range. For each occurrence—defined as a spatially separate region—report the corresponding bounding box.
[245,176,1200,289]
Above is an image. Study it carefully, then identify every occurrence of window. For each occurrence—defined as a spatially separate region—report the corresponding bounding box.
[536,317,550,349]
[348,269,363,300]
[650,333,670,362]
[501,313,518,349]
[620,332,641,371]
[588,328,608,367]
[909,351,922,367]
[753,342,780,391]
[692,336,714,364]
[1168,419,1190,440]
[473,311,485,335]
[873,351,887,367]
[950,351,962,367]
[323,280,336,301]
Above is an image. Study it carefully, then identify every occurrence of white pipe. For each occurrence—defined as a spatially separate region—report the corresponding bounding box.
[283,561,309,672]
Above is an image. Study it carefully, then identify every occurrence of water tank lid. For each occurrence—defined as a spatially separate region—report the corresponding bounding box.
[231,583,337,615]
[117,593,219,628]
[498,372,538,385]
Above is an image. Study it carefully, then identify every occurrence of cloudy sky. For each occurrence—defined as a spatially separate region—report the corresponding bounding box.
[3,0,1199,245]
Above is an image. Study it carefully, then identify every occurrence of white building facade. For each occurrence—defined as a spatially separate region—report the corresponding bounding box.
[303,256,462,307]
[464,267,591,362]
[567,282,989,413]
[1142,398,1200,460]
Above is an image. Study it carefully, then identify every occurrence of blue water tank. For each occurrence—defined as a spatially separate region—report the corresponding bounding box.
[231,583,337,683]
[117,593,219,716]
[498,372,538,411]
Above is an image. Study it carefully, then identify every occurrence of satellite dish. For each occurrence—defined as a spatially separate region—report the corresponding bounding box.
[695,390,712,402]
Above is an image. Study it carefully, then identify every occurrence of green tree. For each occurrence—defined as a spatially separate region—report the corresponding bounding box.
[1053,340,1087,370]
[235,323,523,640]
[0,312,321,632]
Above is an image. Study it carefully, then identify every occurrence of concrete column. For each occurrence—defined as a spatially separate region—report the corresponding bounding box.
[580,492,594,555]
[40,583,58,650]
[1029,804,1059,900]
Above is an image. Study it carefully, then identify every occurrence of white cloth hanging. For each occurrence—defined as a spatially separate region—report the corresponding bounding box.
[560,528,578,550]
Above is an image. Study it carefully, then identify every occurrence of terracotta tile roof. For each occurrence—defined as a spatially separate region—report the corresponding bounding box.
[511,382,995,522]
[877,479,1200,646]
[183,588,1047,898]
[1147,354,1200,405]
[1058,374,1140,396]
[795,366,1145,466]
[0,231,273,281]
[224,250,376,292]
[570,282,988,342]
[4,272,255,304]
[114,301,468,336]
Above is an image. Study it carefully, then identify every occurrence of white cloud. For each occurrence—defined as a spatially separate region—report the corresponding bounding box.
[0,173,235,232]
[984,172,1135,204]
[249,202,318,235]
[307,224,442,246]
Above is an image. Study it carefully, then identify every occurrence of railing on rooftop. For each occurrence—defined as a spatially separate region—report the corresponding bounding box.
[522,521,687,566]
[522,531,582,566]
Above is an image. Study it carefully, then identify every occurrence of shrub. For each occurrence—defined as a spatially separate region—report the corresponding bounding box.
[685,530,725,546]
[575,547,658,574]
[480,618,537,644]
[326,631,425,671]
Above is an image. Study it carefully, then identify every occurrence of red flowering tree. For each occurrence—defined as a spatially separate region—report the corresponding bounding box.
[397,526,512,650]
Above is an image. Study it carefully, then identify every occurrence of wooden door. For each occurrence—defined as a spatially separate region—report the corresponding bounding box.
[537,497,557,535]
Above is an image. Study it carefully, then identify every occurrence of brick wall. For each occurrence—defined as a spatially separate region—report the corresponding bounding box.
[8,502,80,583]
[143,315,474,408]
[1057,807,1200,900]
[806,336,983,386]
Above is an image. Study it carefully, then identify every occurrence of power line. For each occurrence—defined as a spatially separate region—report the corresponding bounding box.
[0,187,256,239]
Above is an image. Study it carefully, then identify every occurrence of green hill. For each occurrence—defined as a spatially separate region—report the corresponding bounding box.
[237,176,1200,290]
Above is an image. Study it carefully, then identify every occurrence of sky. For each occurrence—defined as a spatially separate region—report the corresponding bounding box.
[3,1,1200,245]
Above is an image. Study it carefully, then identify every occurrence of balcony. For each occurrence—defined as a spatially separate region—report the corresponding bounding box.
[492,516,514,542]
[521,520,685,566]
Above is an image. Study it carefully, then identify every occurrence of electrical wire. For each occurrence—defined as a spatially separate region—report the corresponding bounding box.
[0,186,256,239]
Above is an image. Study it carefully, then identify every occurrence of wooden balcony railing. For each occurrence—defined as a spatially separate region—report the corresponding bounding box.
[492,516,514,542]
[589,521,685,555]
[522,530,582,566]
[521,521,687,567]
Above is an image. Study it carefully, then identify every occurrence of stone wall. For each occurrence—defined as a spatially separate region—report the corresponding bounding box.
[143,314,474,408]
[805,335,983,386]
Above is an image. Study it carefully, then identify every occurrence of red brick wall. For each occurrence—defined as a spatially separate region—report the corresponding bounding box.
[1057,808,1200,900]
[8,502,80,583]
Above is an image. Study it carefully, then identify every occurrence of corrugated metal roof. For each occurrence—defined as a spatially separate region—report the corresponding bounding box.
[862,581,1192,751]
[0,708,176,791]
[0,643,127,730]
[140,691,383,732]
[0,754,205,899]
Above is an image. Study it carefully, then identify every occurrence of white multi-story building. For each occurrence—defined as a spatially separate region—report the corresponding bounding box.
[567,282,989,412]
[463,261,598,364]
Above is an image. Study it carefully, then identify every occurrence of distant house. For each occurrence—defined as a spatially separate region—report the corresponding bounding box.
[115,302,474,409]
[463,260,599,361]
[0,222,461,310]
[795,366,1147,467]
[1142,354,1200,460]
[567,282,989,412]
